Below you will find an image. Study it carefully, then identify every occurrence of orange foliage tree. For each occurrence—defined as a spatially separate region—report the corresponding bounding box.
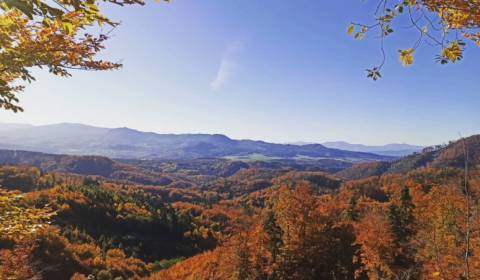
[0,0,170,112]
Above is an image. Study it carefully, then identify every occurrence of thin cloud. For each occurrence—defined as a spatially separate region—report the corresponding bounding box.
[211,41,244,91]
[211,59,236,91]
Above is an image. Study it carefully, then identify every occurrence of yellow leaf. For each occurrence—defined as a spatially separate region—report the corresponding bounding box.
[432,271,441,277]
[442,42,462,63]
[62,22,74,35]
[398,48,414,66]
[347,24,354,35]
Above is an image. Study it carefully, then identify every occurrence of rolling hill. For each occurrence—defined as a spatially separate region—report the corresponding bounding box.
[0,149,354,187]
[0,123,393,162]
[0,149,180,186]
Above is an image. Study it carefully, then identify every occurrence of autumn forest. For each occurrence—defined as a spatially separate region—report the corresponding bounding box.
[1,0,480,279]
[0,135,478,279]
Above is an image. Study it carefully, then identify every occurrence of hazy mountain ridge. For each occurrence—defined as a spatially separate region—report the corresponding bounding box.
[321,141,423,157]
[0,123,393,162]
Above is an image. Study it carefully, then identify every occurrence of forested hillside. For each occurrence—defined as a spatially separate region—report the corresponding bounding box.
[337,134,480,180]
[0,136,479,279]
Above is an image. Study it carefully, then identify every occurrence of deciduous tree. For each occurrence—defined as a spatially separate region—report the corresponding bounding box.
[0,0,168,112]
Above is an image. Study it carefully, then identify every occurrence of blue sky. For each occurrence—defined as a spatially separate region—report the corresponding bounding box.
[0,0,478,145]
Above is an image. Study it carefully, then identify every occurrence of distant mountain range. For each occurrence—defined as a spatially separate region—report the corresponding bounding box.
[0,123,392,162]
[321,141,423,157]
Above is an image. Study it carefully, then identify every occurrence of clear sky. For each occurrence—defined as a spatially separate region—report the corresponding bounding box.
[0,0,478,146]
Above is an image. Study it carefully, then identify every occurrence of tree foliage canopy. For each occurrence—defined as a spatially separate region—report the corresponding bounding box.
[0,0,170,112]
[0,189,55,240]
[349,0,480,80]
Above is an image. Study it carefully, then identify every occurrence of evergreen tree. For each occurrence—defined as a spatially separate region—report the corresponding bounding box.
[341,196,359,222]
[388,186,416,272]
[233,235,253,280]
[388,186,415,243]
[263,209,283,263]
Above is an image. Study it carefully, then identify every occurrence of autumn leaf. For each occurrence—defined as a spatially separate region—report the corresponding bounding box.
[441,41,463,63]
[347,24,354,35]
[398,48,414,66]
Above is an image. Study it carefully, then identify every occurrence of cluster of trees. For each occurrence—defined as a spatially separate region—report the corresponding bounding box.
[0,165,59,192]
[0,171,226,279]
[152,166,480,280]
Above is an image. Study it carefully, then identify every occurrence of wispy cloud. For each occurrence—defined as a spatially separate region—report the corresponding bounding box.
[211,59,236,91]
[211,41,244,91]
